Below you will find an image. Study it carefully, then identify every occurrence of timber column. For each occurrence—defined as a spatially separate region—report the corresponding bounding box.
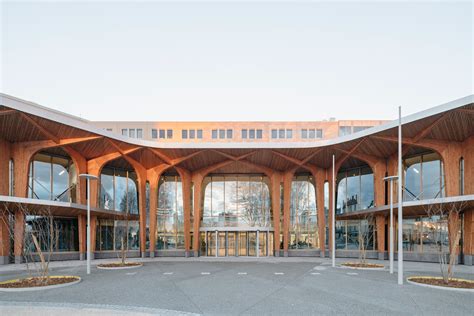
[0,140,11,264]
[373,159,387,260]
[192,174,204,257]
[282,171,293,257]
[270,173,282,256]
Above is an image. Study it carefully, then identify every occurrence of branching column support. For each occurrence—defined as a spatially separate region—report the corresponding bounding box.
[282,170,294,257]
[270,172,282,256]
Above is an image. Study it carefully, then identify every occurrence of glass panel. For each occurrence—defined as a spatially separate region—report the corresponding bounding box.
[360,167,374,209]
[157,176,184,250]
[404,155,422,201]
[335,221,346,249]
[268,232,274,256]
[259,231,266,256]
[100,168,114,210]
[52,156,70,202]
[346,221,359,250]
[218,232,226,256]
[422,153,443,199]
[32,155,52,200]
[403,218,422,252]
[336,173,346,214]
[346,169,359,212]
[114,169,128,212]
[227,232,236,256]
[208,232,216,256]
[200,232,207,255]
[225,177,238,227]
[248,232,256,256]
[239,232,247,256]
[422,216,448,253]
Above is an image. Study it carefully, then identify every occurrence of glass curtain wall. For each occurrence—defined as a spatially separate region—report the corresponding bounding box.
[99,167,139,214]
[28,152,77,202]
[24,216,79,252]
[402,216,449,253]
[95,219,139,251]
[202,175,272,228]
[156,175,184,250]
[97,166,140,251]
[336,166,374,214]
[404,152,444,201]
[289,175,318,249]
[335,220,375,250]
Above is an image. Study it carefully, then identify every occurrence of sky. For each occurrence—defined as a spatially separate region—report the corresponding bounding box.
[0,1,472,122]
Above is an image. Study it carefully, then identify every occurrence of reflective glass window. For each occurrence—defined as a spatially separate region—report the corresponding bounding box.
[301,129,308,139]
[167,129,173,139]
[196,129,202,139]
[256,129,263,139]
[137,129,143,138]
[182,129,188,139]
[189,129,195,139]
[271,129,277,139]
[219,129,225,139]
[227,129,233,139]
[159,129,165,139]
[212,129,218,139]
[129,129,135,138]
[241,129,248,139]
[249,129,255,139]
[152,129,158,139]
[278,129,285,138]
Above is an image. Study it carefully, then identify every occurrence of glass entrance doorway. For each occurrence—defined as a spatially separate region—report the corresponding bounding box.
[200,230,274,257]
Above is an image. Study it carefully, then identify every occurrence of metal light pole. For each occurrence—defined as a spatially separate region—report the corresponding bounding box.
[332,154,336,268]
[383,175,398,274]
[79,174,98,275]
[397,106,403,285]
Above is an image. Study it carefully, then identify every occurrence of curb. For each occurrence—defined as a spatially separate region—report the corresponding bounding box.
[97,263,143,270]
[407,276,474,292]
[0,276,81,292]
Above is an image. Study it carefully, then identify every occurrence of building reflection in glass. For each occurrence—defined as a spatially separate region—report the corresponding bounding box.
[336,166,374,214]
[157,175,184,250]
[28,151,77,202]
[289,175,318,249]
[404,152,444,201]
[202,175,272,228]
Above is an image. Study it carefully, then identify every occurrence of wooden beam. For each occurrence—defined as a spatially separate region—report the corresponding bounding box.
[211,150,258,161]
[148,148,173,165]
[171,150,206,166]
[20,113,60,143]
[0,109,16,116]
[457,108,474,115]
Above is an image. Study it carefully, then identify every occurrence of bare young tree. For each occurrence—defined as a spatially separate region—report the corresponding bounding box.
[358,213,375,265]
[424,200,464,284]
[1,203,57,285]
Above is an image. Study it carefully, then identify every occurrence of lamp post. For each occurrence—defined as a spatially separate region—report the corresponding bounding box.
[79,174,98,275]
[397,106,403,285]
[383,175,398,274]
[332,154,336,268]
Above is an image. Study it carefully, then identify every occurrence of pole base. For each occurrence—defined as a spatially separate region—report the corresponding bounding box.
[14,255,22,264]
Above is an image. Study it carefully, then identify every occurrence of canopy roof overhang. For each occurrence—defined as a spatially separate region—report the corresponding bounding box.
[0,93,473,173]
[336,195,474,220]
[0,196,139,220]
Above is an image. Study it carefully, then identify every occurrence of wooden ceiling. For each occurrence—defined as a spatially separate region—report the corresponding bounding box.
[1,101,473,174]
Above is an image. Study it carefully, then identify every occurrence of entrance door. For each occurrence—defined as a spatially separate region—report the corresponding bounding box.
[218,231,226,256]
[227,232,237,256]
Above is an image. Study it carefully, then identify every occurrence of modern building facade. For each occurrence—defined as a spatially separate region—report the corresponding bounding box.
[0,93,473,266]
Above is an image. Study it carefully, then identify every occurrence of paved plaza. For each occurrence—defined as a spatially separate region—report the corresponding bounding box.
[0,258,473,315]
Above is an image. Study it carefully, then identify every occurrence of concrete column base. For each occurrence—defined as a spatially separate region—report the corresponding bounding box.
[79,253,85,261]
[0,256,8,265]
[274,251,280,257]
[15,255,21,264]
[141,251,146,258]
[283,251,288,257]
[150,251,155,258]
[88,253,95,260]
[464,255,473,266]
[320,251,325,258]
[378,252,385,260]
[193,251,199,258]
[185,251,190,258]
